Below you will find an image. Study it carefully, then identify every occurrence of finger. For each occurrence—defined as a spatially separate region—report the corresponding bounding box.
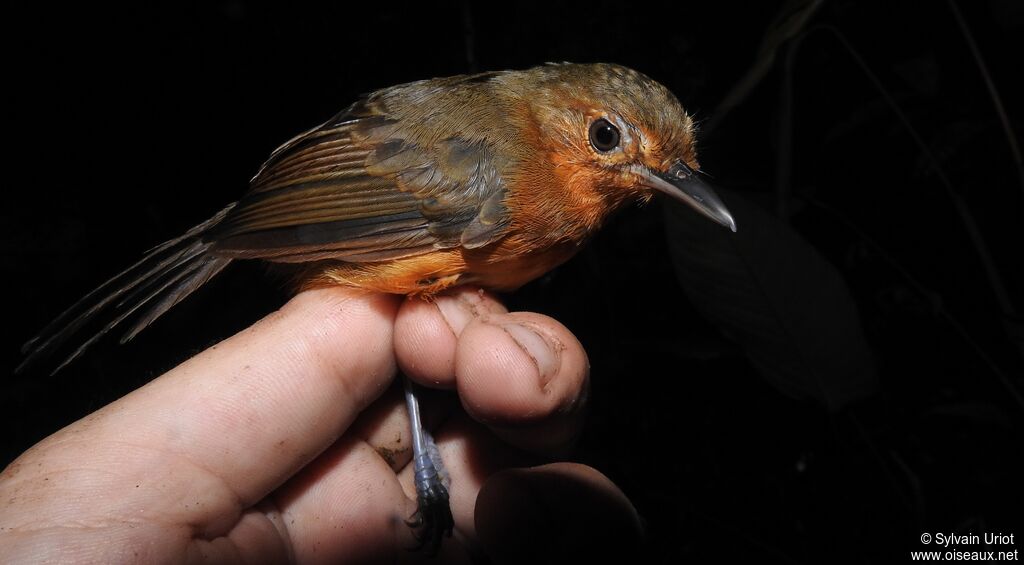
[347,383,415,472]
[395,291,590,455]
[475,463,643,564]
[394,286,507,388]
[455,312,590,454]
[268,435,421,564]
[9,288,400,536]
[270,439,483,564]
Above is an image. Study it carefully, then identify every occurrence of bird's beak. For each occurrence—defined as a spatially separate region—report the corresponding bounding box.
[642,162,737,232]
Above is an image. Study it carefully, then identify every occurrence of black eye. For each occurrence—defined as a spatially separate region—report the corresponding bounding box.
[589,119,620,152]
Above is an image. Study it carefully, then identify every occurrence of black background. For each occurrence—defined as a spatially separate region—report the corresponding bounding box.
[3,1,1022,562]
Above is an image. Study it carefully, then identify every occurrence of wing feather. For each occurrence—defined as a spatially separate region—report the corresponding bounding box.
[208,95,512,263]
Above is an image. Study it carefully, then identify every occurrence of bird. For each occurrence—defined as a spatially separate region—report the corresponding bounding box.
[19,62,736,552]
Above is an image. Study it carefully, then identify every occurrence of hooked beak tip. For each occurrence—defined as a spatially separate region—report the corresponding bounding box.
[721,210,738,233]
[644,163,737,233]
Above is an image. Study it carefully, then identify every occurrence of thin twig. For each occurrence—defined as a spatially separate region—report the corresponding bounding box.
[945,0,1024,216]
[808,197,1024,411]
[775,35,805,220]
[705,0,823,134]
[808,24,1018,321]
[848,412,923,525]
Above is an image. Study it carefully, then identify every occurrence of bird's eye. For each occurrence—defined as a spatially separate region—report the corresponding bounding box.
[589,119,620,153]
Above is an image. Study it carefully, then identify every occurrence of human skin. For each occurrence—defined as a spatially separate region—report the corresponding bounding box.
[0,287,642,563]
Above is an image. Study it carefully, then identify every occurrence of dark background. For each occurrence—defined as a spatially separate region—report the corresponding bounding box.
[3,1,1022,562]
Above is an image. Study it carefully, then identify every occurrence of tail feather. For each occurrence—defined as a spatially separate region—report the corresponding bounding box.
[18,204,236,374]
[118,254,231,344]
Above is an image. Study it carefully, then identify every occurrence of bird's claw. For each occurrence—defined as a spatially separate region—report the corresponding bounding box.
[406,437,453,555]
[406,479,454,556]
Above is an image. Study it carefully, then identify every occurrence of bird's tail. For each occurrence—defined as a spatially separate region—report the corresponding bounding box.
[18,204,237,374]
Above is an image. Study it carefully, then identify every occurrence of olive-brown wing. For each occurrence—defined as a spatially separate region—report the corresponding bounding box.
[206,110,511,263]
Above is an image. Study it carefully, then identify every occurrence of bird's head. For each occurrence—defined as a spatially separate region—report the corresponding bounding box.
[510,63,736,232]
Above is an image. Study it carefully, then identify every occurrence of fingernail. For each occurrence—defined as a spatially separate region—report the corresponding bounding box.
[501,323,560,384]
[435,295,474,336]
[434,289,504,336]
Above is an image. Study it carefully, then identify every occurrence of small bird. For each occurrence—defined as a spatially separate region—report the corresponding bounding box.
[20,62,735,551]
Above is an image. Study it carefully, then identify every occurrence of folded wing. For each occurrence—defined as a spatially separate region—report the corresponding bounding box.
[207,98,512,263]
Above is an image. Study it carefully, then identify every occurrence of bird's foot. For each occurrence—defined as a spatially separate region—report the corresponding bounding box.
[406,431,453,555]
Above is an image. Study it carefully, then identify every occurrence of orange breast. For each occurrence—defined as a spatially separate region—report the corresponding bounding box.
[299,236,583,296]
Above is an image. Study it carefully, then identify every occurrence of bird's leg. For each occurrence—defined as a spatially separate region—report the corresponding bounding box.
[402,375,454,554]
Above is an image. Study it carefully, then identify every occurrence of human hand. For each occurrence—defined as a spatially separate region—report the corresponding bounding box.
[0,287,642,563]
